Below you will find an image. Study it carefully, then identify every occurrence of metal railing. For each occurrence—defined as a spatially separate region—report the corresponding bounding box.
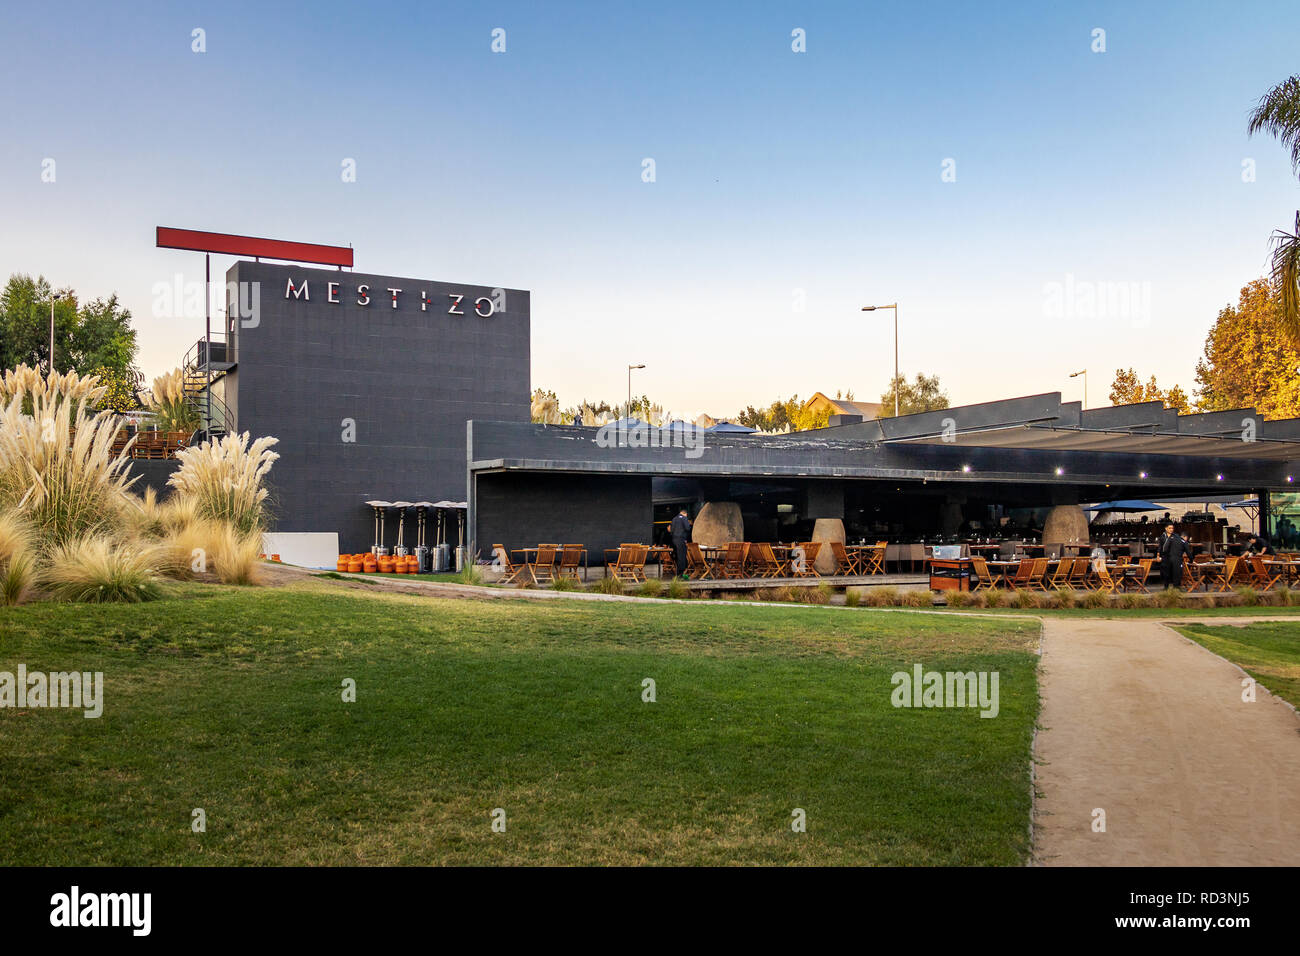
[181,335,235,440]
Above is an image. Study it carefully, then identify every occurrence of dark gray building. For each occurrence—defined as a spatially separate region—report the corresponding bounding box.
[211,261,530,551]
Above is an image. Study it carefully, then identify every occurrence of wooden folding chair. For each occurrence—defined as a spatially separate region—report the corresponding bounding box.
[721,542,749,579]
[1248,556,1283,592]
[791,542,821,578]
[557,544,584,580]
[1066,557,1089,589]
[831,541,861,575]
[612,545,649,584]
[1005,559,1035,590]
[1126,558,1154,593]
[749,543,780,578]
[493,544,529,584]
[686,542,714,580]
[1047,558,1072,590]
[1092,565,1120,594]
[1026,557,1050,591]
[862,541,887,575]
[530,543,558,585]
[970,556,1002,591]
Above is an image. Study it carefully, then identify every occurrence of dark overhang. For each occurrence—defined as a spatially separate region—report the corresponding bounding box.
[828,392,1300,464]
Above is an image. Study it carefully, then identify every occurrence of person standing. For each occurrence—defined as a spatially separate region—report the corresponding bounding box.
[1158,522,1188,588]
[670,507,692,578]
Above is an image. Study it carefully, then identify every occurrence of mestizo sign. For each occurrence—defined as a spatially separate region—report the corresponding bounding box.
[284,277,501,317]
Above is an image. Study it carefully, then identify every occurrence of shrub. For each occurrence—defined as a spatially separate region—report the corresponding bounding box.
[593,575,624,595]
[947,590,975,607]
[862,586,896,607]
[549,575,579,591]
[901,588,931,607]
[167,432,280,534]
[843,588,861,608]
[1081,589,1108,608]
[983,588,1004,608]
[802,584,832,605]
[1054,588,1078,609]
[1153,587,1181,607]
[41,537,162,603]
[637,578,664,597]
[664,577,689,600]
[1237,587,1260,607]
[1012,588,1040,609]
[453,564,486,586]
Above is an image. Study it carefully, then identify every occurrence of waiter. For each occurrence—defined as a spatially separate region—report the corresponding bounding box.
[670,507,692,578]
[1157,522,1188,589]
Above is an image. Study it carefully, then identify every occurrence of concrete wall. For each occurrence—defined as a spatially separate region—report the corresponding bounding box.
[473,472,652,565]
[227,261,530,552]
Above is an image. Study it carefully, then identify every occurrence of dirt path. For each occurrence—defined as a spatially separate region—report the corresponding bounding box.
[1033,617,1300,866]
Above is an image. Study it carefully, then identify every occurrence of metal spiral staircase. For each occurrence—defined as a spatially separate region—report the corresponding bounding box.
[180,335,236,442]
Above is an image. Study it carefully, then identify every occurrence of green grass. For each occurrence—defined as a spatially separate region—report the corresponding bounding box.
[1176,622,1300,709]
[0,580,1039,866]
[933,604,1300,618]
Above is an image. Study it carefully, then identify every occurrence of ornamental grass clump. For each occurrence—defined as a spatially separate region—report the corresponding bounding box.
[168,432,279,534]
[143,368,200,433]
[0,511,35,605]
[41,537,162,603]
[208,524,264,586]
[0,376,136,548]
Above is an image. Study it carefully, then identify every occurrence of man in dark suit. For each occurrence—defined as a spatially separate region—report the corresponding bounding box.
[670,508,692,578]
[1158,522,1188,588]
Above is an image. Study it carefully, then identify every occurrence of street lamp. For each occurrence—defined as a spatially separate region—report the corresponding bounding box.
[1069,369,1087,409]
[862,303,900,417]
[48,291,64,374]
[627,364,645,422]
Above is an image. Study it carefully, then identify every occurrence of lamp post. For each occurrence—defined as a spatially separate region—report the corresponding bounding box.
[861,303,899,417]
[48,291,64,374]
[627,364,645,422]
[1069,369,1087,409]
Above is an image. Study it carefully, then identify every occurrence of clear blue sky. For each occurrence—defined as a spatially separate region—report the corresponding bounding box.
[3,0,1298,418]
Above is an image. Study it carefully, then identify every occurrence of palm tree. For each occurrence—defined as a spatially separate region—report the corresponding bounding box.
[1248,76,1300,342]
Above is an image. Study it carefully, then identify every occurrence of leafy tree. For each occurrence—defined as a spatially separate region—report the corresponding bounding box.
[1108,368,1192,413]
[90,365,141,413]
[0,274,140,387]
[736,395,830,432]
[877,374,949,418]
[1248,75,1300,343]
[1194,278,1300,419]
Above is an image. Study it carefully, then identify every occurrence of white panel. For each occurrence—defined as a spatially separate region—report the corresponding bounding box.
[261,532,339,570]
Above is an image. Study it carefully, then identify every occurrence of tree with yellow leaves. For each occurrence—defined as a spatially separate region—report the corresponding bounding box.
[1194,278,1300,419]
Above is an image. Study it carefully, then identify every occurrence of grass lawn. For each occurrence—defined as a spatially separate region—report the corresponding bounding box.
[0,579,1039,866]
[1175,622,1300,709]
[933,604,1300,618]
